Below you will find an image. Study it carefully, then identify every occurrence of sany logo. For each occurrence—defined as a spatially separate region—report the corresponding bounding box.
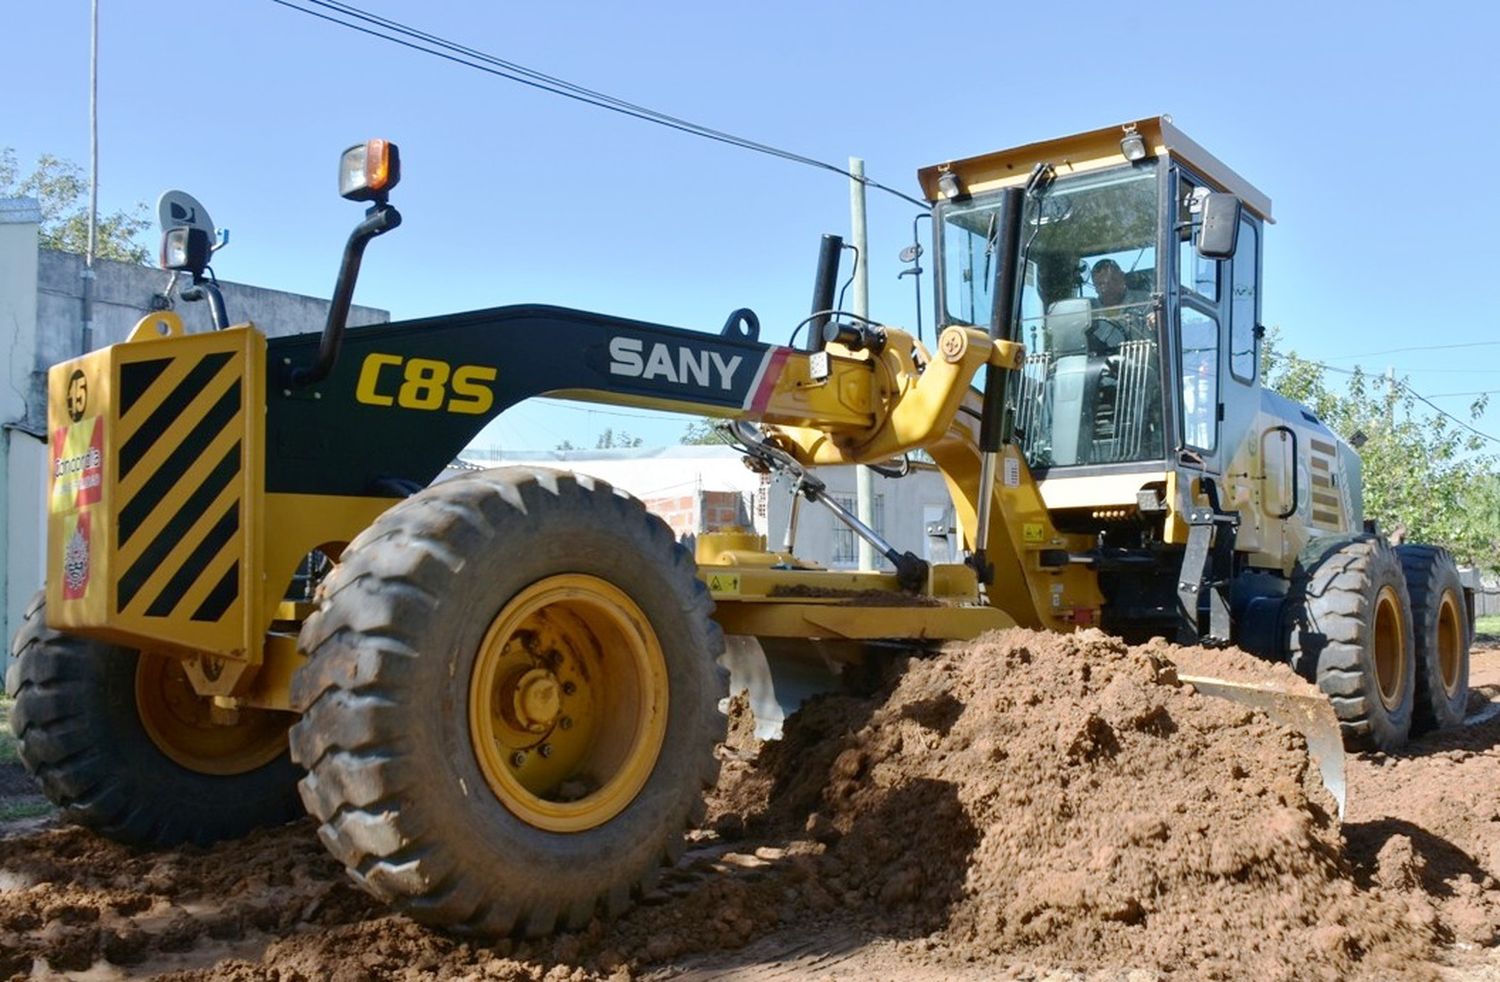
[608,338,743,391]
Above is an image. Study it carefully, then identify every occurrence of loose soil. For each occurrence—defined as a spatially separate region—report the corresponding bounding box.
[3,631,1498,981]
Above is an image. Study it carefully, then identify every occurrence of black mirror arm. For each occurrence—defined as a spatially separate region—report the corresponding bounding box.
[179,279,230,330]
[289,202,402,387]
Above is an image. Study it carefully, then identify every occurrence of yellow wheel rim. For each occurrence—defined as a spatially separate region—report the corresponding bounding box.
[468,574,669,834]
[1373,585,1407,712]
[135,654,290,775]
[1436,590,1463,697]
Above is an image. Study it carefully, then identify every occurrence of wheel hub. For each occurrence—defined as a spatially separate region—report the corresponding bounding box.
[1437,592,1463,696]
[135,653,291,775]
[504,668,562,733]
[1373,585,1407,712]
[469,574,669,834]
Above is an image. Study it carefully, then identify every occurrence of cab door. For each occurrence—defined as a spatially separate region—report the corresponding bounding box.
[1171,168,1227,475]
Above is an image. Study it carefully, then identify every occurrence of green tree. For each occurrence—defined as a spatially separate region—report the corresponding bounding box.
[595,428,644,449]
[1262,329,1500,569]
[554,429,646,451]
[0,148,151,263]
[680,417,728,445]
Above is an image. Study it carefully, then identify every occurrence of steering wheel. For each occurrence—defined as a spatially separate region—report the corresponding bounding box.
[1086,317,1128,356]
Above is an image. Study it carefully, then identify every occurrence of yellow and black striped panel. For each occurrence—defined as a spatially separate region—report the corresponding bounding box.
[113,345,247,629]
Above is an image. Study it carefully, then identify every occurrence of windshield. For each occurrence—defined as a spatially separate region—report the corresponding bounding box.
[940,162,1165,469]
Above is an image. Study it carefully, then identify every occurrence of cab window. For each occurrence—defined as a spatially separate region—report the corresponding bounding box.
[1229,218,1259,383]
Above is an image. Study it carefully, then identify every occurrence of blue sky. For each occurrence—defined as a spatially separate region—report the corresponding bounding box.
[4,0,1497,450]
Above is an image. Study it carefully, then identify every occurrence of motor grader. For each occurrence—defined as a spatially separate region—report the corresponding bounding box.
[7,118,1472,937]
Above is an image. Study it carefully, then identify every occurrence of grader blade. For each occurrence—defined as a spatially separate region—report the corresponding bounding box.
[1176,671,1347,819]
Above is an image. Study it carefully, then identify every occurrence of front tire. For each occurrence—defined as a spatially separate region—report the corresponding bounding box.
[289,468,724,937]
[4,592,303,846]
[1397,544,1470,731]
[1286,536,1415,752]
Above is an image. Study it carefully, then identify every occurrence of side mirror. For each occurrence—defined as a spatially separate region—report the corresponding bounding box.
[1196,192,1242,259]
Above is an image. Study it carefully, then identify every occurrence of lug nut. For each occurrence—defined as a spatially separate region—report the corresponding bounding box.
[510,751,526,767]
[561,681,576,696]
[559,716,573,730]
[538,744,553,758]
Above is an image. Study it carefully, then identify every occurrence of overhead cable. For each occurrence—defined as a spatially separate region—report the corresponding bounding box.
[1324,339,1500,361]
[1272,351,1499,445]
[267,0,930,208]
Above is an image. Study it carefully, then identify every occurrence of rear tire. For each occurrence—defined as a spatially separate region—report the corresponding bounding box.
[1286,536,1415,752]
[1396,544,1470,731]
[289,468,724,937]
[4,592,303,846]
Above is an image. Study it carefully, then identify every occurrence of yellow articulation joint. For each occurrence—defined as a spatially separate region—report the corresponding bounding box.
[850,326,993,462]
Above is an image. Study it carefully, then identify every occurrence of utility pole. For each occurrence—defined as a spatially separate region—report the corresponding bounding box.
[1386,366,1396,425]
[850,157,875,571]
[81,0,99,353]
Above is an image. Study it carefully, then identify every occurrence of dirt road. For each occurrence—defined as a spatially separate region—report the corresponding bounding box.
[2,632,1497,981]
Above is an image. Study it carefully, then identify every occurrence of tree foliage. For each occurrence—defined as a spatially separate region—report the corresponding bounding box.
[0,148,151,263]
[680,417,728,445]
[1262,330,1499,569]
[554,428,645,451]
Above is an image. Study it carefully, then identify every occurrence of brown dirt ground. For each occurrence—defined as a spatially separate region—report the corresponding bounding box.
[2,632,1498,981]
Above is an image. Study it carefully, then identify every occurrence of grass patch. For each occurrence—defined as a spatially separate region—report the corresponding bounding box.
[0,694,55,823]
[1475,614,1500,643]
[0,797,51,822]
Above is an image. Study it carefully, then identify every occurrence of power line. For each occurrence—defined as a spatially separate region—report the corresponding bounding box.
[532,398,687,423]
[1324,340,1500,361]
[1393,377,1499,445]
[1269,352,1500,445]
[267,0,930,209]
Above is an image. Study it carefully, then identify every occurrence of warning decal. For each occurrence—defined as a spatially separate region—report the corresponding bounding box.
[706,573,741,595]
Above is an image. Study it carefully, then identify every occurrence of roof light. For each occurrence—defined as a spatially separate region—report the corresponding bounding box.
[159,226,211,274]
[340,139,402,201]
[937,169,963,200]
[1120,125,1147,162]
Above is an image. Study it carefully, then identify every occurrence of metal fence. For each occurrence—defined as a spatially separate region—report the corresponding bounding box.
[1463,569,1500,619]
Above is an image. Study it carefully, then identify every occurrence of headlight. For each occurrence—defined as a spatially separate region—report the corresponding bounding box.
[159,226,211,273]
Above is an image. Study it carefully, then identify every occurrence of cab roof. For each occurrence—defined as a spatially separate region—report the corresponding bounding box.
[916,116,1273,223]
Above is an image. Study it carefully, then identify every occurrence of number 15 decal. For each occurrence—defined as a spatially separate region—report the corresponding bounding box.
[355,354,497,414]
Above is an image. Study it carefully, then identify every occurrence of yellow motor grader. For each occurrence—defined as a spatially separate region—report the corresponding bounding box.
[7,119,1471,936]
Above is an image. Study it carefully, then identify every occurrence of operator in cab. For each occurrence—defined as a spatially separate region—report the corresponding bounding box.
[1088,258,1154,353]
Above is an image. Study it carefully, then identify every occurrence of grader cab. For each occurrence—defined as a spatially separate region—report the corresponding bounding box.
[8,120,1471,937]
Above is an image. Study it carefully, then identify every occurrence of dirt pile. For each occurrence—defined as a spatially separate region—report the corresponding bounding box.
[3,628,1495,980]
[736,628,1436,979]
[626,628,1446,977]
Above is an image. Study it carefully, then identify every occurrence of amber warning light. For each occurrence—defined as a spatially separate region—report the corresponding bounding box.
[340,139,401,202]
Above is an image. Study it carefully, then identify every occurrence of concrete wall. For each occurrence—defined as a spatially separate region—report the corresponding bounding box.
[28,250,387,430]
[0,198,389,673]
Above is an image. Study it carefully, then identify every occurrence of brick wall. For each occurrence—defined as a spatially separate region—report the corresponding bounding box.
[640,490,751,540]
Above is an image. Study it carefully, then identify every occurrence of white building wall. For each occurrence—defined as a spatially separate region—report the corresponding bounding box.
[0,200,42,670]
[5,433,46,643]
[459,446,960,571]
[764,466,958,570]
